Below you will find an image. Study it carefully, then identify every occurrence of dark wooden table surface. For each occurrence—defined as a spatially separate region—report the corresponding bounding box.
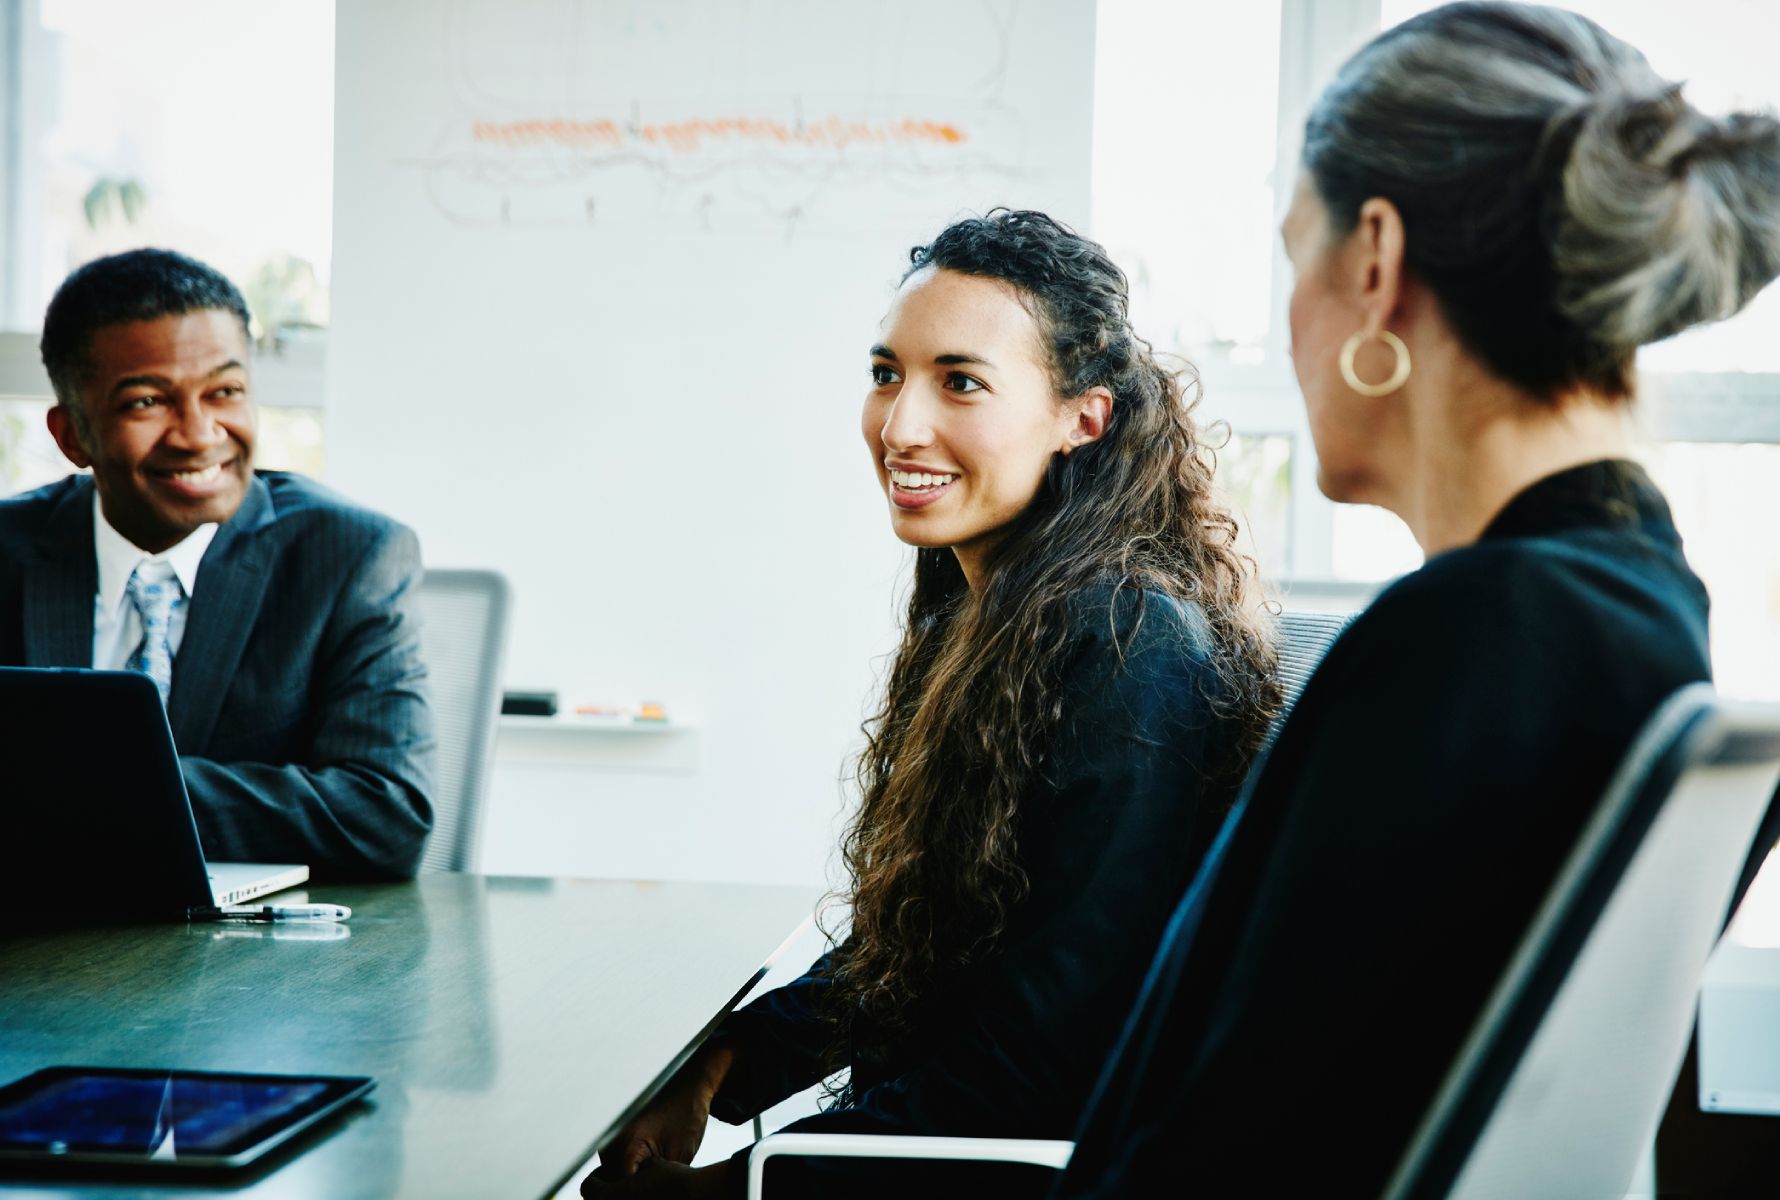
[0,874,820,1199]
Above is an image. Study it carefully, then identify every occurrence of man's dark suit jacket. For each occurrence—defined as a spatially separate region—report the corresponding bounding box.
[1053,459,1712,1196]
[0,471,435,880]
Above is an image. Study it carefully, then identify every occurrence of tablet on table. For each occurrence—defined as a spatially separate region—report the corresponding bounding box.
[0,1066,374,1172]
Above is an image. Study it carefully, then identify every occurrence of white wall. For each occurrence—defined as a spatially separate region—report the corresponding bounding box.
[327,0,1096,886]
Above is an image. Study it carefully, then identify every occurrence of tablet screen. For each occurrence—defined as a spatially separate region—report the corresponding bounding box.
[0,1067,374,1169]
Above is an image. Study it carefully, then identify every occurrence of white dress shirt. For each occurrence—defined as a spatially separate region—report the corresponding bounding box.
[91,491,219,671]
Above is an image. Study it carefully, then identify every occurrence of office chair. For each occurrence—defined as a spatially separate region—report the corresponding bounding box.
[1267,608,1354,746]
[744,685,1780,1200]
[1382,685,1780,1199]
[414,568,512,873]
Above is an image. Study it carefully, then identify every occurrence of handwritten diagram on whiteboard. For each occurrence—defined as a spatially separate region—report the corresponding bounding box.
[400,0,1051,236]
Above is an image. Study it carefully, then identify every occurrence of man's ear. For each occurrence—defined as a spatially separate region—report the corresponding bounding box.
[1351,195,1408,340]
[46,404,93,469]
[1061,386,1114,455]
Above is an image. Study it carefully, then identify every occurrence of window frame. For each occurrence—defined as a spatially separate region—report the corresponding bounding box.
[1,0,46,334]
[0,329,325,411]
[1201,0,1780,588]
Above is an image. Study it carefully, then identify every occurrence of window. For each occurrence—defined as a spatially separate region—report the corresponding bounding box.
[1091,1,1283,367]
[1641,442,1780,701]
[1094,0,1780,695]
[0,0,334,484]
[7,0,335,334]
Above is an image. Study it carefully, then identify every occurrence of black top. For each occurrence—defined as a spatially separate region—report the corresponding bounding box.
[1055,459,1712,1197]
[710,586,1253,1198]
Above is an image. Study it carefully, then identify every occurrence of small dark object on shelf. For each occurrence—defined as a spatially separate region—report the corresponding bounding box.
[500,690,558,717]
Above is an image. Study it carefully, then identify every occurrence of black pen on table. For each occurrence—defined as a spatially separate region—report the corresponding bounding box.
[187,904,352,923]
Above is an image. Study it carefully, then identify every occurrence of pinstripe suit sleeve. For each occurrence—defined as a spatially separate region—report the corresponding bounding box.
[180,520,436,879]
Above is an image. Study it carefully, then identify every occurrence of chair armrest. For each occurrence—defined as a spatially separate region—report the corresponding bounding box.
[746,1133,1073,1199]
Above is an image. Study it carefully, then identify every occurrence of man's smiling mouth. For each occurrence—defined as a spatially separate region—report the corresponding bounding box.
[164,463,225,484]
[148,457,238,492]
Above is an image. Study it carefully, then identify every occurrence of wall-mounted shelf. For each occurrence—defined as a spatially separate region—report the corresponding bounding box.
[495,714,700,772]
[497,715,689,736]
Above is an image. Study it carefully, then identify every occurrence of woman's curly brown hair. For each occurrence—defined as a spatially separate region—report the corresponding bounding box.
[826,209,1280,1067]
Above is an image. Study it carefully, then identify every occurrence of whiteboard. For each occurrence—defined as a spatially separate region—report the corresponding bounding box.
[327,0,1096,885]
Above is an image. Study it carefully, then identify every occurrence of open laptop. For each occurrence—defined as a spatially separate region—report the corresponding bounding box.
[0,667,307,926]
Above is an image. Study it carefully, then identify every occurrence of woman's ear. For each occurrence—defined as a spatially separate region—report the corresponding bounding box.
[1061,387,1113,455]
[1351,196,1408,339]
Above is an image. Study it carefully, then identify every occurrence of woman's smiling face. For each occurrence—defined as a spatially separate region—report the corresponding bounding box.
[862,267,1079,579]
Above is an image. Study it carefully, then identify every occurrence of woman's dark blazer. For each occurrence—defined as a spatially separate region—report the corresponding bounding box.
[708,586,1254,1198]
[1055,459,1713,1197]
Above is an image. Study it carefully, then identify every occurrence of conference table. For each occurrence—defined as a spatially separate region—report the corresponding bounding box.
[0,874,822,1198]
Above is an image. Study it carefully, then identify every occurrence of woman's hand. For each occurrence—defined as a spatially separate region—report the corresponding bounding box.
[581,1159,734,1200]
[597,1043,736,1178]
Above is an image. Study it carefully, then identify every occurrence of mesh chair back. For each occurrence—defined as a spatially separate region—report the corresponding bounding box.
[1262,610,1354,749]
[1384,685,1780,1200]
[415,569,511,873]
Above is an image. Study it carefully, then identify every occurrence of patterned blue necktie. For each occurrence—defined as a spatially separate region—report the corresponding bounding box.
[124,561,185,705]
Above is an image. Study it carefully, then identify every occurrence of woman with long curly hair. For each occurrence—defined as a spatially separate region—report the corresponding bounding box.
[586,210,1279,1199]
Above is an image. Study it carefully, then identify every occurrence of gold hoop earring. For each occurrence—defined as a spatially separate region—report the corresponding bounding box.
[1338,329,1411,397]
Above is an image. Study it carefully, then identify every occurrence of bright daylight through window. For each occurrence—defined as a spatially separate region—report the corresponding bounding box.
[0,0,334,491]
[1094,0,1780,699]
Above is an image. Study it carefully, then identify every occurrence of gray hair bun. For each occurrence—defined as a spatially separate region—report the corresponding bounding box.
[1559,81,1780,351]
[1304,2,1780,398]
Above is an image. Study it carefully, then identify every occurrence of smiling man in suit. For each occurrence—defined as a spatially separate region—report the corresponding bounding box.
[0,248,434,879]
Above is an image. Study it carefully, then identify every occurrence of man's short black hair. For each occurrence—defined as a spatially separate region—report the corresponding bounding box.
[39,248,253,409]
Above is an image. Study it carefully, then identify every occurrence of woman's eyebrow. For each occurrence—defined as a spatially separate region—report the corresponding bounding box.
[870,344,897,360]
[935,353,993,368]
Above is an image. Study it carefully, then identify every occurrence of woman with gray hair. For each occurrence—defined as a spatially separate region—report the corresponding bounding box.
[1052,4,1780,1196]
